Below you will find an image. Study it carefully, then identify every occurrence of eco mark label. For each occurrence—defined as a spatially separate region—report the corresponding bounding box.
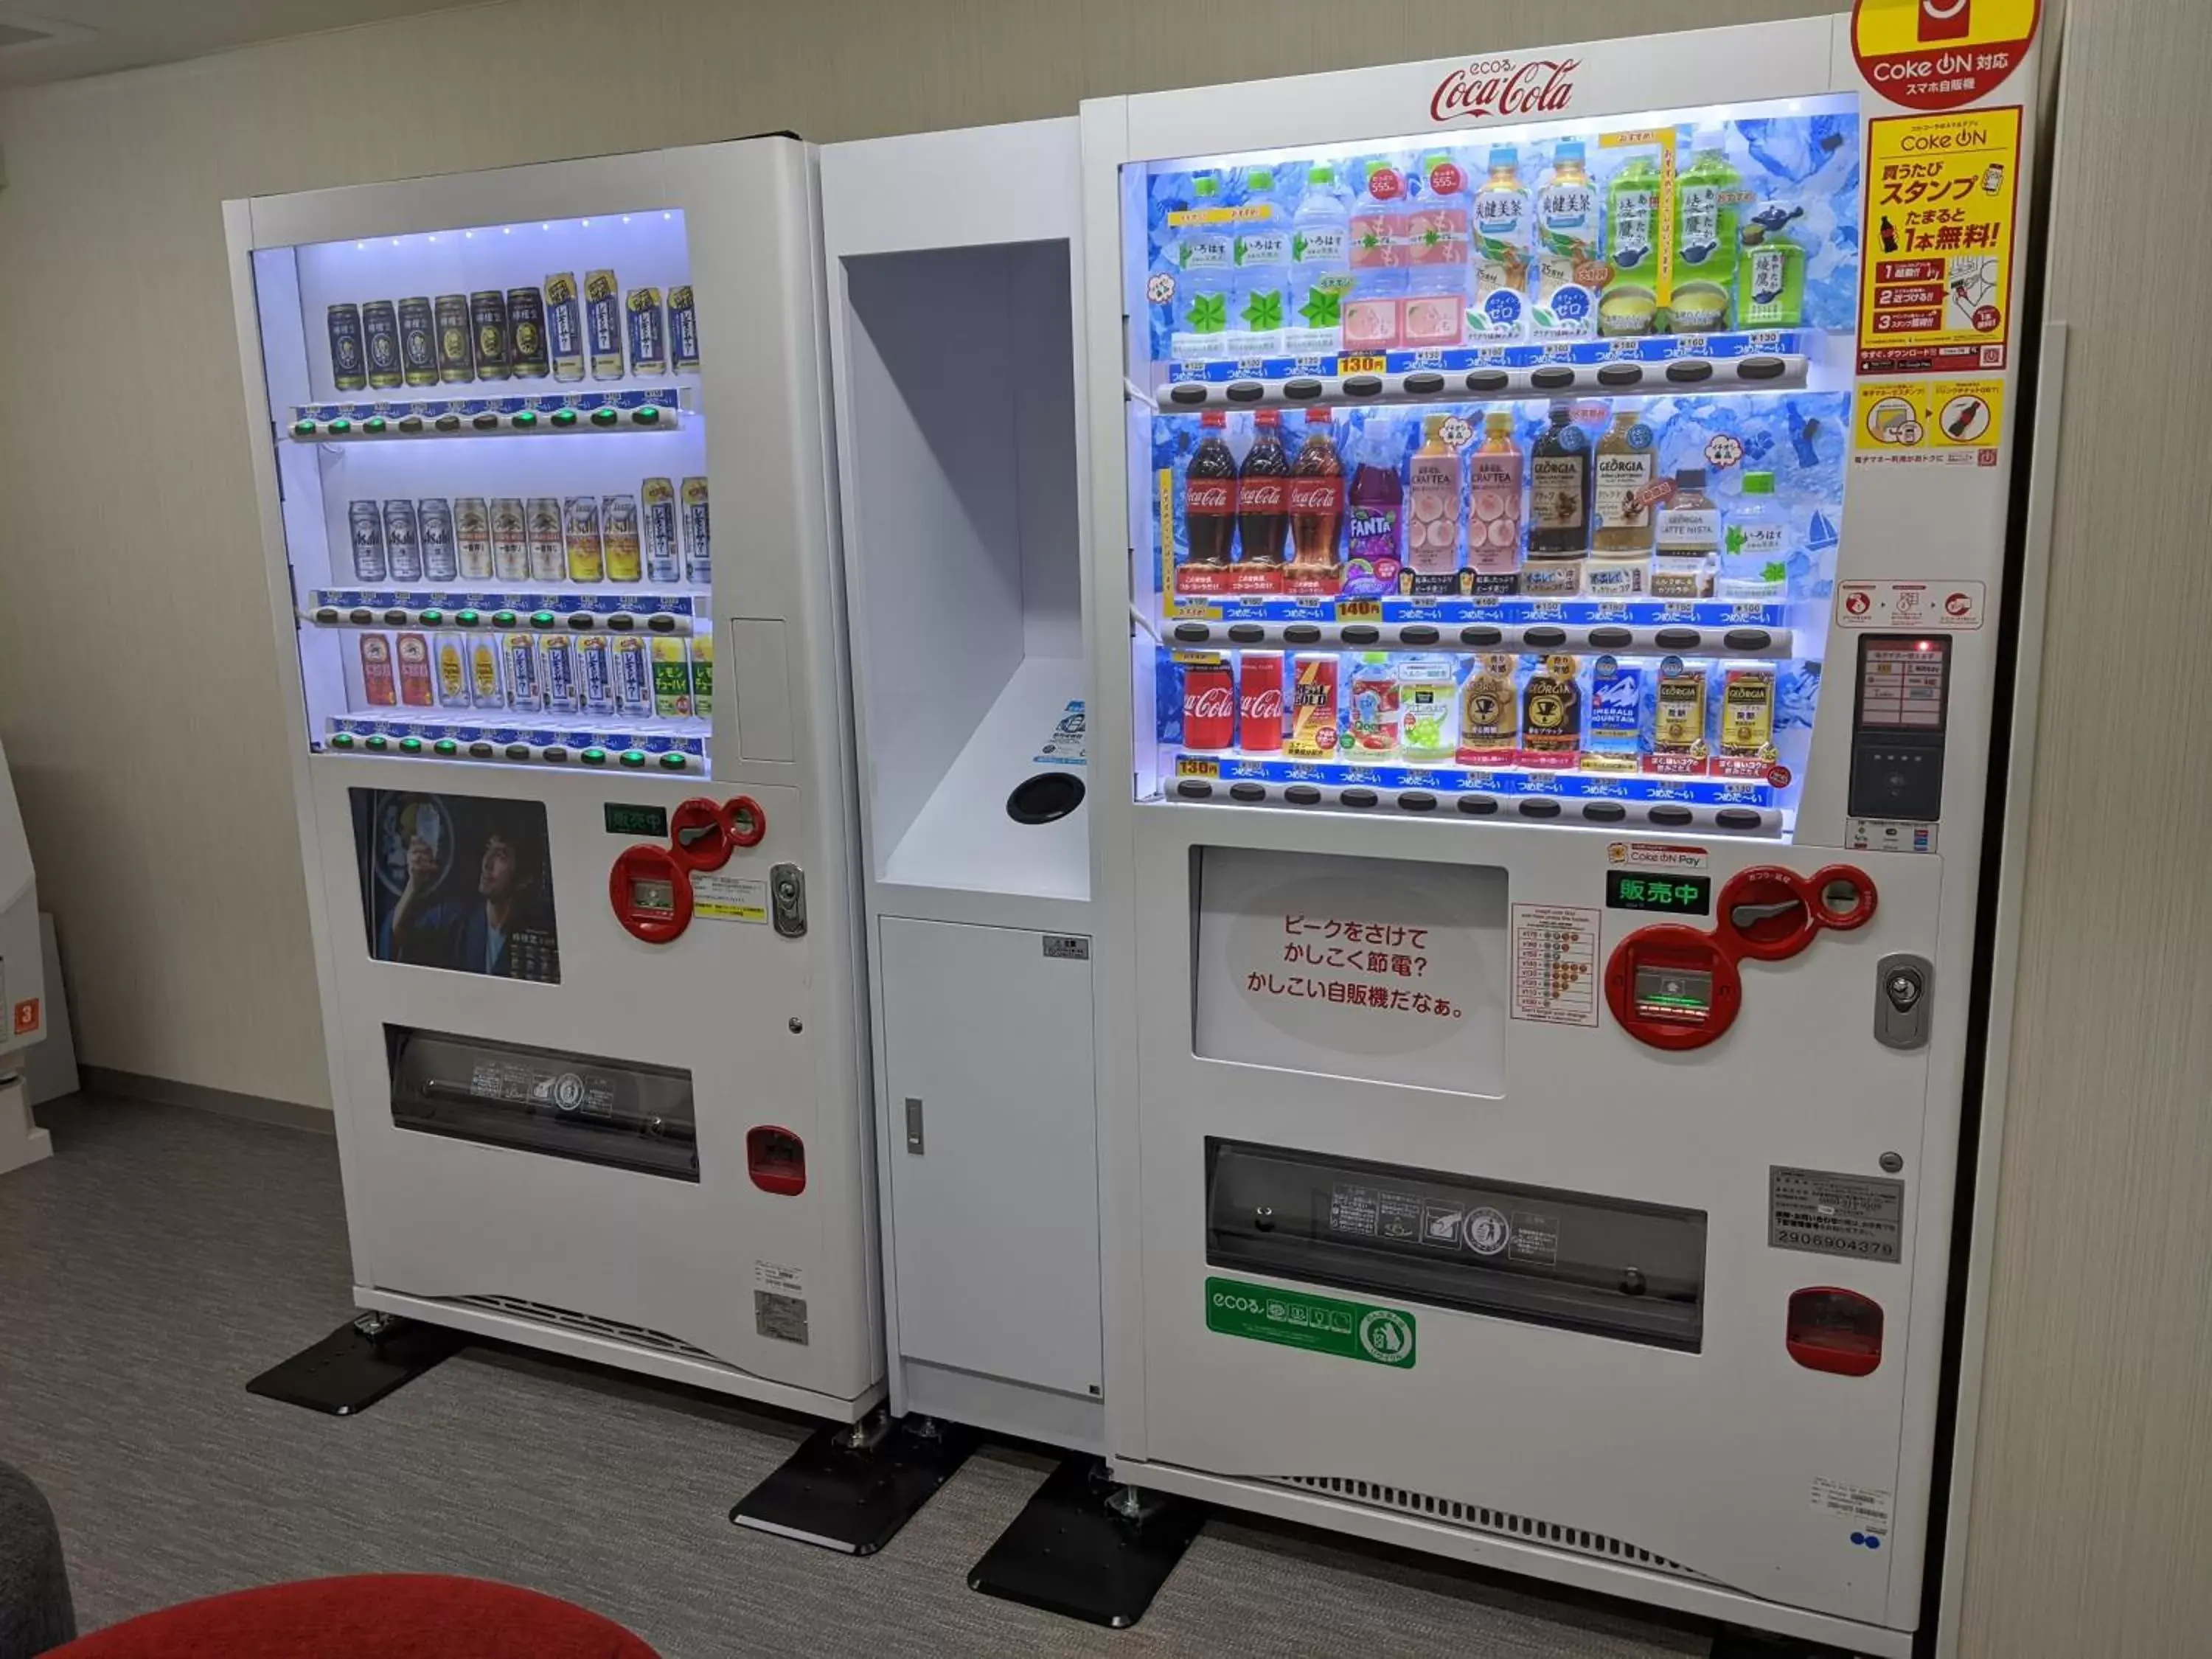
[1205,1276,1416,1368]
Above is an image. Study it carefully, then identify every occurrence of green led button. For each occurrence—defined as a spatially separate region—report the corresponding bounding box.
[399,737,422,754]
[552,408,578,427]
[657,751,688,771]
[420,608,444,625]
[513,410,538,428]
[397,415,423,434]
[581,747,607,766]
[492,610,517,627]
[591,407,619,427]
[530,611,556,629]
[456,608,479,627]
[619,749,647,768]
[435,414,462,431]
[329,733,355,749]
[364,734,388,751]
[472,411,501,430]
[329,417,352,434]
[434,738,457,756]
[631,406,661,425]
[292,418,317,437]
[364,417,386,434]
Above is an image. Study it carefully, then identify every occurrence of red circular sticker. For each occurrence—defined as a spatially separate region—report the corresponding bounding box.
[1851,0,2040,112]
[1972,304,2002,333]
[1426,160,1465,196]
[1767,764,1794,787]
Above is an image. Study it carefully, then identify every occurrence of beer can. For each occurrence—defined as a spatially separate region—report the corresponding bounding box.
[562,496,605,583]
[611,633,652,718]
[1239,651,1285,752]
[601,493,641,583]
[490,498,529,582]
[435,632,473,709]
[395,632,436,708]
[641,477,681,584]
[398,296,439,387]
[347,499,388,582]
[382,498,422,583]
[470,290,510,381]
[577,633,614,717]
[359,634,397,707]
[362,300,403,389]
[527,497,567,585]
[545,272,585,383]
[668,285,700,373]
[680,477,711,585]
[469,636,505,709]
[625,287,667,376]
[688,633,713,720]
[585,269,623,380]
[327,304,367,392]
[650,636,692,719]
[504,632,543,713]
[1181,658,1234,751]
[454,497,493,580]
[417,498,458,582]
[507,285,549,379]
[540,634,579,716]
[435,294,473,383]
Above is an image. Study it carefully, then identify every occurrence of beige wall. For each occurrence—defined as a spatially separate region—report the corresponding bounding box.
[0,0,2203,1652]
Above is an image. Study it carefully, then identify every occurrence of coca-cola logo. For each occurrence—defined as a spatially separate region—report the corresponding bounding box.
[1430,56,1579,124]
[1287,478,1343,513]
[1239,478,1287,510]
[1366,166,1405,201]
[1186,686,1235,719]
[1241,687,1284,721]
[1186,480,1234,512]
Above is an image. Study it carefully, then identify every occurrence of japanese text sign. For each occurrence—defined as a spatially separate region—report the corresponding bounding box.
[1858,105,2021,373]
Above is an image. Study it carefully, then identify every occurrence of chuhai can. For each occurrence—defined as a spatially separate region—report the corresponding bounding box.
[578,633,614,716]
[454,497,493,580]
[507,286,549,379]
[436,633,473,709]
[362,300,403,389]
[327,304,366,392]
[585,270,622,380]
[470,636,504,709]
[625,288,667,376]
[563,496,605,583]
[545,273,584,383]
[398,296,439,387]
[540,634,579,715]
[435,294,473,383]
[611,634,651,717]
[680,477,711,585]
[527,498,566,585]
[490,498,529,582]
[601,493,642,582]
[504,633,543,712]
[417,497,457,582]
[470,290,510,381]
[641,477,681,584]
[382,498,422,582]
[668,286,700,373]
[347,499,388,582]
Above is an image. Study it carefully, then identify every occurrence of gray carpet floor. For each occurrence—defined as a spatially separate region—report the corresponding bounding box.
[0,1094,1708,1658]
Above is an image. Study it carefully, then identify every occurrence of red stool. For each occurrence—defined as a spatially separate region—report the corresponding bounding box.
[51,1573,659,1658]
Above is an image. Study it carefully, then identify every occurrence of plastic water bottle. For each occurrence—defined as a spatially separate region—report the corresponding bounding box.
[1232,170,1290,360]
[1172,174,1235,363]
[1719,470,1791,600]
[1402,152,1471,349]
[1287,164,1351,360]
[1346,159,1410,352]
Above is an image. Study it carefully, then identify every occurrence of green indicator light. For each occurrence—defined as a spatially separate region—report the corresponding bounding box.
[656,752,687,771]
[330,733,355,748]
[582,748,607,765]
[328,417,352,434]
[456,609,479,626]
[513,410,538,428]
[434,739,457,755]
[552,408,577,427]
[399,737,422,754]
[364,734,388,751]
[364,417,386,434]
[292,419,316,437]
[591,407,619,426]
[530,611,556,628]
[420,608,443,625]
[492,610,517,627]
[632,406,660,425]
[619,749,647,768]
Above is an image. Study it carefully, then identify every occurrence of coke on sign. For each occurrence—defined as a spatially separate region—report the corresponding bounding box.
[1850,0,2039,112]
[1183,661,1236,751]
[1430,56,1579,125]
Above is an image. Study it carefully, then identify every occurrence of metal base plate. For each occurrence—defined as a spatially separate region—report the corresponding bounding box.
[730,1417,978,1556]
[246,1315,462,1416]
[967,1457,1208,1630]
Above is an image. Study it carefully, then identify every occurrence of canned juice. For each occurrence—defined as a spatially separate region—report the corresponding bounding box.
[625,288,666,376]
[327,304,366,392]
[359,634,397,706]
[563,496,605,583]
[601,493,641,582]
[470,637,504,709]
[347,499,388,582]
[395,632,435,708]
[680,477,711,585]
[382,498,422,583]
[436,633,472,709]
[417,498,457,582]
[469,290,510,380]
[669,285,700,372]
[504,633,543,712]
[362,300,403,389]
[507,286,549,379]
[454,497,493,580]
[611,634,652,717]
[526,498,567,585]
[688,633,713,720]
[490,498,529,582]
[398,296,439,387]
[540,634,579,715]
[585,270,622,380]
[577,633,614,716]
[641,478,680,583]
[1285,653,1340,758]
[650,636,692,718]
[545,272,585,382]
[435,294,473,383]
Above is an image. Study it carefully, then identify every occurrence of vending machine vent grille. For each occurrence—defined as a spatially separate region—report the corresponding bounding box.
[443,1295,720,1363]
[1276,1475,1705,1580]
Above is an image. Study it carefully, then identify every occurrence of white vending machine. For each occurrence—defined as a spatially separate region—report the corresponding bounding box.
[226,139,883,1422]
[0,735,52,1176]
[1082,9,2045,1653]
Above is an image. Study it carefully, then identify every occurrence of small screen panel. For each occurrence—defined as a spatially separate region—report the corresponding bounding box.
[1857,636,1950,730]
[352,789,560,982]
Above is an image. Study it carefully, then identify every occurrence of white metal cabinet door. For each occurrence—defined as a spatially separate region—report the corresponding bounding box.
[880,916,1102,1398]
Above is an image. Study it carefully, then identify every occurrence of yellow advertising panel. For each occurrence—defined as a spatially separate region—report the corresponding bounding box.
[1857,105,2020,375]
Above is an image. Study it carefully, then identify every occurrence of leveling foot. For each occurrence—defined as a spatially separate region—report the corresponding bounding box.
[729,1412,978,1555]
[967,1456,1206,1629]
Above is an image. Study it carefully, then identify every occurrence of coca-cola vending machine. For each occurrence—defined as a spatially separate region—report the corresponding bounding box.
[1080,7,2048,1652]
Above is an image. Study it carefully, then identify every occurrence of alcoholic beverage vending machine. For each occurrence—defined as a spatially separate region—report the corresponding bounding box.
[1082,10,2045,1652]
[226,140,883,1419]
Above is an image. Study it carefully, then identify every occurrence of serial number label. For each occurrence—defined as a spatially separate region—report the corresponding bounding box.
[1769,1166,1905,1263]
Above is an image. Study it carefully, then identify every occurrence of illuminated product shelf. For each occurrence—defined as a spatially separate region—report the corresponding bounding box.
[305,590,700,631]
[287,387,682,440]
[1161,596,1790,629]
[1161,615,1793,658]
[323,712,704,770]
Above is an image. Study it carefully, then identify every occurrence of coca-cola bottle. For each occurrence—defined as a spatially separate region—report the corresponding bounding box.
[1285,408,1345,596]
[1184,410,1237,568]
[1237,409,1290,568]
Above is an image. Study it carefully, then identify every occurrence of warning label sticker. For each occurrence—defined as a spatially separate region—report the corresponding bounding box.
[1770,1166,1907,1262]
[691,870,768,923]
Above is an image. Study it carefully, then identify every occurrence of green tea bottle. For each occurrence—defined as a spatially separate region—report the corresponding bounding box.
[1600,156,1661,337]
[1672,128,1742,333]
[1737,201,1808,327]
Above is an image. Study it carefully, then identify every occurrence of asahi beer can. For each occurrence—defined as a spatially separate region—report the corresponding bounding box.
[504,633,543,712]
[668,286,700,373]
[395,632,436,708]
[436,633,473,709]
[507,285,549,379]
[454,497,493,580]
[680,477,711,585]
[527,497,567,585]
[577,633,614,717]
[327,304,366,392]
[359,634,397,706]
[417,497,457,582]
[469,636,504,709]
[435,294,473,383]
[490,498,529,582]
[641,477,681,584]
[470,290,510,381]
[382,498,422,582]
[601,493,642,582]
[545,272,585,383]
[625,288,667,376]
[585,269,622,380]
[347,499,388,582]
[398,296,439,387]
[611,633,651,718]
[562,496,605,583]
[540,634,579,715]
[362,300,403,389]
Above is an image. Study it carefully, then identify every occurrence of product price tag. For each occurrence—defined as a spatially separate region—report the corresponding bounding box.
[1339,355,1387,376]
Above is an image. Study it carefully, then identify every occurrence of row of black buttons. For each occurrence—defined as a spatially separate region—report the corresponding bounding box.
[312,606,681,632]
[1171,776,1767,830]
[291,406,667,437]
[328,732,686,769]
[1170,620,1776,653]
[1163,355,1792,408]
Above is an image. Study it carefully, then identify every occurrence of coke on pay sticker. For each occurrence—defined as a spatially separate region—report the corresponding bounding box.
[1835,579,1984,630]
[1852,0,2040,112]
